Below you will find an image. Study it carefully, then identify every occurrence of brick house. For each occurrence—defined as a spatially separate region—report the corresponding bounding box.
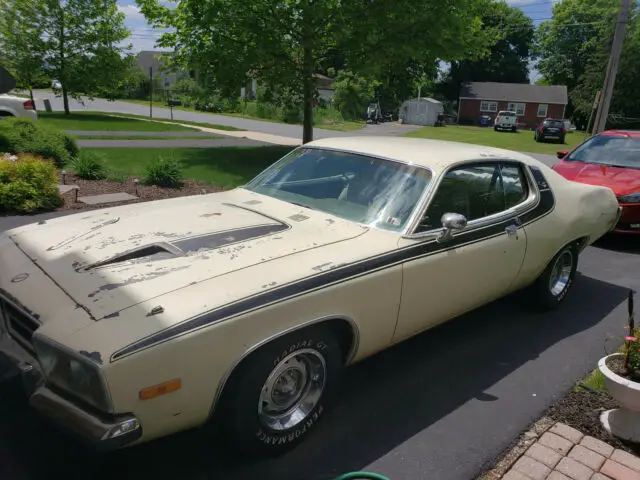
[457,82,568,129]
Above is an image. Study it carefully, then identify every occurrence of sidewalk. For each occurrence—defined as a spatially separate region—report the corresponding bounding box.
[496,422,640,480]
[107,114,302,146]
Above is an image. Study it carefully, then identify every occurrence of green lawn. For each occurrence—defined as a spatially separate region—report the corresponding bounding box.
[85,146,293,188]
[71,134,222,140]
[38,111,197,132]
[405,125,587,155]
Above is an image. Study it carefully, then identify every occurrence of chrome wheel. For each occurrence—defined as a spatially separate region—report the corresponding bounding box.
[258,349,326,431]
[549,250,573,297]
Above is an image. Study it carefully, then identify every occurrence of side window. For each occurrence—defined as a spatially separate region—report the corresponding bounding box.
[501,164,529,208]
[416,162,529,233]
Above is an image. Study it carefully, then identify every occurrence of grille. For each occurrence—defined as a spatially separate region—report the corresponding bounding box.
[0,292,40,352]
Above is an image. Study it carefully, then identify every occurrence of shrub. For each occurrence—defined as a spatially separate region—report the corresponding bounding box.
[63,134,80,158]
[0,154,63,214]
[0,117,76,168]
[72,150,108,180]
[332,70,379,120]
[144,156,183,187]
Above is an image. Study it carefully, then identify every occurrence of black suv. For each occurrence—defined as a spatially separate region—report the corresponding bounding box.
[534,118,566,144]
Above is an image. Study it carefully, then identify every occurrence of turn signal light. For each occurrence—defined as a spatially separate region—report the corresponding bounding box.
[139,378,182,400]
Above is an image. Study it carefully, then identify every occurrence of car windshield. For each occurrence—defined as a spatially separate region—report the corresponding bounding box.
[566,135,640,169]
[500,112,516,117]
[543,120,564,127]
[243,147,432,232]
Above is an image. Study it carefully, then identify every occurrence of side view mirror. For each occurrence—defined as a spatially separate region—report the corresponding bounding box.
[557,150,569,159]
[437,212,468,243]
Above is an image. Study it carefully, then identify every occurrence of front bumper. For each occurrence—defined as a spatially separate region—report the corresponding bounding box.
[0,330,141,451]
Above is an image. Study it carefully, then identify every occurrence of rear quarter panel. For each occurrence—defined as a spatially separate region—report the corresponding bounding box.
[515,164,618,288]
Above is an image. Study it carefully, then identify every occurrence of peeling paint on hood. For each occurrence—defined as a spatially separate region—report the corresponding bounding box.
[7,189,368,320]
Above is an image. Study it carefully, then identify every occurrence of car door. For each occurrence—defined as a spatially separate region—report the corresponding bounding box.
[392,161,532,342]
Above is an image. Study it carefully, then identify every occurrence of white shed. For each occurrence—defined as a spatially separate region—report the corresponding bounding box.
[399,97,443,126]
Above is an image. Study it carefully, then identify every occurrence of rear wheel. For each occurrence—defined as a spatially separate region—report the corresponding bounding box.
[218,325,343,457]
[559,135,566,144]
[527,244,578,311]
[511,126,517,132]
[494,126,498,131]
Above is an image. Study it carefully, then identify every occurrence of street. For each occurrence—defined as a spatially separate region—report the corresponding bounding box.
[29,90,423,141]
[0,149,638,480]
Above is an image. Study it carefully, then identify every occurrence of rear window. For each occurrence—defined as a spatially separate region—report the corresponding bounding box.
[543,120,564,127]
[566,135,640,169]
[499,111,516,117]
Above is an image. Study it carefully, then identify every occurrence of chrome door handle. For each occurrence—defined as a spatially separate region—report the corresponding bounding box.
[505,224,518,238]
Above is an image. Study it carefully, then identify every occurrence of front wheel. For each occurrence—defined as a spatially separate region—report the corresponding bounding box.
[218,325,343,457]
[527,244,578,311]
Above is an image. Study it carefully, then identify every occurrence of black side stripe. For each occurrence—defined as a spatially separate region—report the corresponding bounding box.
[111,169,555,362]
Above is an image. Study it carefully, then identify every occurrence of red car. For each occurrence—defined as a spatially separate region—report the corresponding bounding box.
[552,130,640,234]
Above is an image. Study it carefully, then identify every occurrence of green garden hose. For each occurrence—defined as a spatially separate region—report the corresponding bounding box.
[332,473,391,480]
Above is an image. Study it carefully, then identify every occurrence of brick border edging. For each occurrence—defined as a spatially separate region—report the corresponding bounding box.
[478,417,556,480]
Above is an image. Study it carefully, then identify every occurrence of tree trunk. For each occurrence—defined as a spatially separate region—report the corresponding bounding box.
[301,8,314,144]
[28,88,35,107]
[62,86,70,114]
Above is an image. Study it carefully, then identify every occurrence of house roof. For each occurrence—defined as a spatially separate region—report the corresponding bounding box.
[404,97,442,104]
[460,82,568,105]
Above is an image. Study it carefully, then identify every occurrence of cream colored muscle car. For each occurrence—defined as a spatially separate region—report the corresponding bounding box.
[0,137,621,455]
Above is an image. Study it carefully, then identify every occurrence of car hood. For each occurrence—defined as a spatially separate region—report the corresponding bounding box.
[553,161,640,196]
[6,189,368,320]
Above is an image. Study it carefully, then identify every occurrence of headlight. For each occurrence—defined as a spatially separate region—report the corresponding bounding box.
[32,336,111,412]
[617,193,640,204]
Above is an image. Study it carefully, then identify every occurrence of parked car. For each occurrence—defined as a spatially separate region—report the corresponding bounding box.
[535,118,567,144]
[0,93,37,120]
[0,137,620,456]
[552,130,640,234]
[494,110,517,132]
[51,79,62,91]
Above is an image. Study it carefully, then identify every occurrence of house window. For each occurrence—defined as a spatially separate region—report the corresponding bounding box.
[507,102,526,116]
[480,101,498,113]
[537,104,549,117]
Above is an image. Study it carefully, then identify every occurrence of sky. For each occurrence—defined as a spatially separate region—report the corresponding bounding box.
[117,0,559,82]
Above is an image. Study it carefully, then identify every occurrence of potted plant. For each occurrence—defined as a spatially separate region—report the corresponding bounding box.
[599,290,640,441]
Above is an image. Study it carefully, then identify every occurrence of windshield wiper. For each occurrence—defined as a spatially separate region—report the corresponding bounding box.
[290,201,316,210]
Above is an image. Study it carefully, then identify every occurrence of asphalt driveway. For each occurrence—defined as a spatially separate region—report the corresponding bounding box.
[1,186,638,480]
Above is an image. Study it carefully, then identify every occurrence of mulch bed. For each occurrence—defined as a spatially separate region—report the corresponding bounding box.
[545,388,640,455]
[59,173,224,211]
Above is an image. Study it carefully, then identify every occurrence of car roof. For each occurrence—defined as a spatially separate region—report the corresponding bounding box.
[599,130,640,138]
[305,136,536,171]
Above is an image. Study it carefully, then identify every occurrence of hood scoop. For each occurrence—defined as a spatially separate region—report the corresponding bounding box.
[80,223,290,272]
[83,242,181,271]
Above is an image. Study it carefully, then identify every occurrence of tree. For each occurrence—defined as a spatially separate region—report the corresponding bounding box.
[570,4,640,128]
[0,0,48,104]
[437,2,535,102]
[137,0,498,143]
[40,0,132,114]
[534,0,619,122]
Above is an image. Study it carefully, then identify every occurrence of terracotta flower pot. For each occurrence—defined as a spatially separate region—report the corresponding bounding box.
[598,353,640,442]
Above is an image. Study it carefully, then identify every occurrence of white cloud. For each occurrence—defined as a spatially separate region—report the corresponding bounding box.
[118,4,146,22]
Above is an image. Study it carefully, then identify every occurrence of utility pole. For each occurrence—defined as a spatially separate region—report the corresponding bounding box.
[592,0,630,135]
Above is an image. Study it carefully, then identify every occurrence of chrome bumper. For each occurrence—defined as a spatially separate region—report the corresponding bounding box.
[611,206,623,232]
[0,331,141,450]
